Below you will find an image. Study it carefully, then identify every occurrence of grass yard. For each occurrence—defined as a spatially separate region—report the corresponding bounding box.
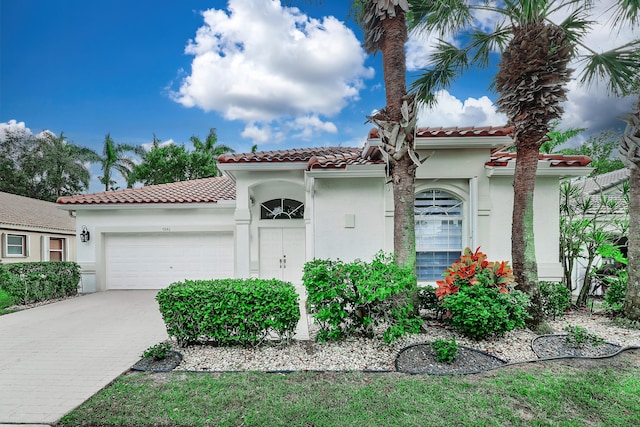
[58,354,640,427]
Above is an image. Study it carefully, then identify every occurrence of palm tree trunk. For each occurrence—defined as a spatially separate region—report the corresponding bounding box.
[512,145,544,328]
[379,9,416,269]
[623,97,640,320]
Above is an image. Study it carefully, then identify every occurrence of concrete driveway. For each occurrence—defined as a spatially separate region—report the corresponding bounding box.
[0,291,168,425]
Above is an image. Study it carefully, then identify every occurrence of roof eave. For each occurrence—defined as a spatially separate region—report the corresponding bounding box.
[56,201,236,210]
[485,165,594,178]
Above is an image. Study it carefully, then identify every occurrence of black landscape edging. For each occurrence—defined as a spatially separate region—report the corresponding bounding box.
[394,342,508,375]
[131,350,183,373]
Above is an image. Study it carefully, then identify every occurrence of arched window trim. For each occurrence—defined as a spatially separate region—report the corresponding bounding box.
[260,198,305,220]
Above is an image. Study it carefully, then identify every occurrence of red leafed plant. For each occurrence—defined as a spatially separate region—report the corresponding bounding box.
[435,247,515,299]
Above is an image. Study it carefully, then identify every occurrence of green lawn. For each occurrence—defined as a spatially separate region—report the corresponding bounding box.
[58,357,640,427]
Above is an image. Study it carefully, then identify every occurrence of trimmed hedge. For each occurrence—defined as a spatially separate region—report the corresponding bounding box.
[1,262,80,304]
[156,278,300,347]
[303,252,422,343]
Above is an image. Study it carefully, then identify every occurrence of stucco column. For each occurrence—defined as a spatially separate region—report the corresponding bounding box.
[234,209,251,278]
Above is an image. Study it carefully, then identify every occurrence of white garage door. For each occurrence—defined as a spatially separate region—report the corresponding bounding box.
[105,232,234,289]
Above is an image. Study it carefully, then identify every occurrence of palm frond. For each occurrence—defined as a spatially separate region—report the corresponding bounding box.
[606,0,640,29]
[410,41,468,106]
[578,40,640,96]
[555,8,593,46]
[409,0,474,36]
[468,26,511,66]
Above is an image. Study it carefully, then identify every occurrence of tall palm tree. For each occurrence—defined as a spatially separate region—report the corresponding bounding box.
[98,134,144,191]
[620,95,640,320]
[357,0,421,270]
[189,128,235,177]
[410,0,639,327]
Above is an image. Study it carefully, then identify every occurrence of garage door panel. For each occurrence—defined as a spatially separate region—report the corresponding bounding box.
[106,233,234,289]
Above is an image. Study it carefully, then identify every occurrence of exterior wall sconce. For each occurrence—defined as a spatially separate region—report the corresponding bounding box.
[80,226,90,243]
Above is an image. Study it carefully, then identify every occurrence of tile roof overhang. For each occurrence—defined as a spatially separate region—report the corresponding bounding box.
[485,152,593,177]
[367,125,515,150]
[56,177,236,208]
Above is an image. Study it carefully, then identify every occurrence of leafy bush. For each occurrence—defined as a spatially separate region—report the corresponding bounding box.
[430,338,459,363]
[417,286,445,318]
[142,342,172,360]
[603,269,627,314]
[437,247,529,340]
[303,252,422,343]
[563,325,605,348]
[442,282,530,340]
[0,288,15,310]
[539,281,571,319]
[1,262,80,304]
[156,278,300,347]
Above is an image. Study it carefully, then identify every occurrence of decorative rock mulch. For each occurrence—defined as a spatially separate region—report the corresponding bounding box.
[531,334,621,359]
[131,350,183,372]
[395,343,508,375]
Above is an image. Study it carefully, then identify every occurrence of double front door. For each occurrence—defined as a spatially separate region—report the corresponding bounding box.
[259,228,305,283]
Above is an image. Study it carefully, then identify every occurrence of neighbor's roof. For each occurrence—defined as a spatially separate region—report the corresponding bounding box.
[576,168,630,195]
[56,177,235,206]
[0,191,76,232]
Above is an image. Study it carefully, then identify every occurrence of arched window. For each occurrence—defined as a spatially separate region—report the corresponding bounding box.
[415,190,463,281]
[260,198,304,219]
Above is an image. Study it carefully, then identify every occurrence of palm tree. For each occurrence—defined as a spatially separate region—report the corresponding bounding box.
[410,0,639,328]
[98,134,144,191]
[189,128,235,177]
[356,0,421,270]
[620,95,640,320]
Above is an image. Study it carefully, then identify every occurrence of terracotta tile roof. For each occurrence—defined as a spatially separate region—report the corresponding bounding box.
[368,125,514,139]
[486,152,592,168]
[219,147,363,165]
[0,191,75,232]
[56,177,235,206]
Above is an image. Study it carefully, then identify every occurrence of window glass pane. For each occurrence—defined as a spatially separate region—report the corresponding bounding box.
[415,190,463,281]
[261,198,304,219]
[7,235,25,255]
[49,238,64,261]
[49,251,63,261]
[50,238,63,250]
[7,235,22,246]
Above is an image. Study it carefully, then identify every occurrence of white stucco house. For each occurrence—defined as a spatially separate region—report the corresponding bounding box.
[56,126,592,293]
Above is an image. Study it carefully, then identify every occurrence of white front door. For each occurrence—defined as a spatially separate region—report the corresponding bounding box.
[259,228,305,283]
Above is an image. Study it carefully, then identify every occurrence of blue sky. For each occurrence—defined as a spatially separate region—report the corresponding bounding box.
[1,0,636,192]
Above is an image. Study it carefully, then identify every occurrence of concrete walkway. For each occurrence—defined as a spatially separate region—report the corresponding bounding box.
[0,291,168,425]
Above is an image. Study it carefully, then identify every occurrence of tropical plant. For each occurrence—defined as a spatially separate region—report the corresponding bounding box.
[430,338,459,363]
[435,247,515,299]
[97,134,144,191]
[189,128,234,178]
[563,324,605,349]
[410,0,640,329]
[539,281,571,320]
[560,130,626,176]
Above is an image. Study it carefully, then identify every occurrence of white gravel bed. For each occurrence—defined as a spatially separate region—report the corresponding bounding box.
[174,311,640,372]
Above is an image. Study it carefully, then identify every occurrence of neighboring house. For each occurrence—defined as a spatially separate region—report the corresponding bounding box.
[56,126,591,293]
[569,168,629,293]
[1,191,77,264]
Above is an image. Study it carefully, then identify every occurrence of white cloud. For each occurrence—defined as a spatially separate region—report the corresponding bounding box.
[0,119,33,141]
[141,138,175,151]
[292,115,337,139]
[241,123,272,143]
[417,90,507,127]
[171,0,373,143]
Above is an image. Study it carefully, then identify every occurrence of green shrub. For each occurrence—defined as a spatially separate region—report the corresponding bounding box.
[539,281,571,320]
[142,342,172,360]
[0,288,15,309]
[442,282,530,340]
[430,338,459,363]
[156,278,300,347]
[303,252,422,343]
[563,325,605,348]
[417,286,444,317]
[2,262,80,304]
[603,270,627,314]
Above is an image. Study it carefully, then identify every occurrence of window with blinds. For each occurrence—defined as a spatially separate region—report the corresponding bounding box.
[415,190,463,281]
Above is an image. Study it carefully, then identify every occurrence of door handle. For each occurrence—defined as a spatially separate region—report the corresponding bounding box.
[283,254,287,268]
